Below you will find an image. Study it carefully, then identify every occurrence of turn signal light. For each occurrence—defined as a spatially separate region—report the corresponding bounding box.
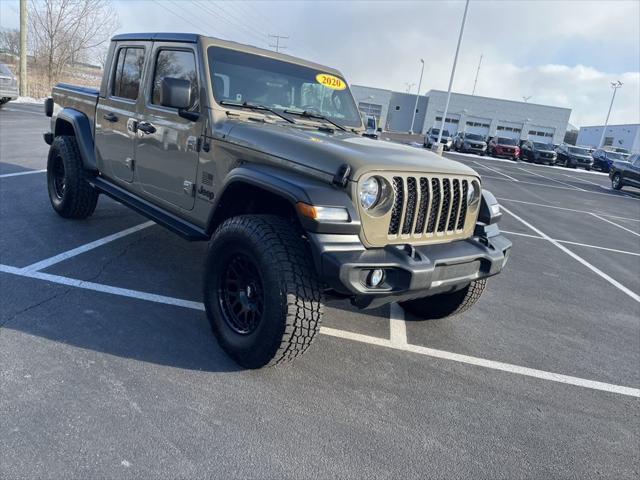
[296,202,350,222]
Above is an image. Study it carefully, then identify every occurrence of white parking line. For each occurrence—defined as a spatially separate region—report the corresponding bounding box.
[389,303,408,345]
[1,263,638,398]
[497,198,640,222]
[21,221,156,273]
[2,107,44,116]
[516,167,586,191]
[501,230,640,257]
[501,206,640,303]
[591,213,640,238]
[0,169,46,178]
[473,161,519,182]
[485,175,636,199]
[561,173,602,187]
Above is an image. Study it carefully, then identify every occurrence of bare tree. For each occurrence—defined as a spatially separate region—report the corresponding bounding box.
[28,0,119,85]
[0,29,21,57]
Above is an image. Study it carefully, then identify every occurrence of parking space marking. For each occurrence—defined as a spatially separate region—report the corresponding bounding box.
[389,303,408,345]
[472,161,519,182]
[20,221,156,273]
[561,173,603,187]
[501,230,640,257]
[321,327,640,398]
[0,169,47,178]
[501,206,640,303]
[516,167,585,191]
[497,198,640,222]
[1,263,638,398]
[591,213,640,238]
[2,107,44,116]
[486,175,636,199]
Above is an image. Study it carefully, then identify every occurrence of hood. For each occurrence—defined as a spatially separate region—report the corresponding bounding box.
[224,122,478,181]
[536,149,556,155]
[570,154,592,161]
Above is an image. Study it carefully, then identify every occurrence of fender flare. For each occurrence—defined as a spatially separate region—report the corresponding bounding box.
[207,164,361,235]
[54,108,97,171]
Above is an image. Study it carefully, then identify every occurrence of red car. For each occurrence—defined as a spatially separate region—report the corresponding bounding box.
[487,136,520,160]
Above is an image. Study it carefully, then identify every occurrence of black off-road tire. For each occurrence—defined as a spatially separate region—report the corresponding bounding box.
[400,279,487,320]
[203,215,324,368]
[47,135,98,219]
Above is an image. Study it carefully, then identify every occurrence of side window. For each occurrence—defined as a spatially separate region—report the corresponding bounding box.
[152,49,199,111]
[112,47,145,100]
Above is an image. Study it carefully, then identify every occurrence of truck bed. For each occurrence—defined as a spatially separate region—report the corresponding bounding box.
[52,83,99,133]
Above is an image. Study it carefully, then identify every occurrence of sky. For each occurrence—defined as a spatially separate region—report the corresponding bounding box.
[1,0,638,127]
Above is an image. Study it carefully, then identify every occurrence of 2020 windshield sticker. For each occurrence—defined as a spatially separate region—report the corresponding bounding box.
[316,73,346,90]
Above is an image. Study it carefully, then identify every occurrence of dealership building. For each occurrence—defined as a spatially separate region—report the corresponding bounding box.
[351,85,572,145]
[576,124,640,152]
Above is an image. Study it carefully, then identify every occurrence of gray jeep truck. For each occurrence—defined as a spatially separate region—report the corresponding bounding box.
[43,33,511,368]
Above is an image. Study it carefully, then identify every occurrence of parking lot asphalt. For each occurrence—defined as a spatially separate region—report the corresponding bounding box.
[1,103,639,479]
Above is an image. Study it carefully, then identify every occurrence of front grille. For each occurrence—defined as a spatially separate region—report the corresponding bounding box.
[387,176,472,240]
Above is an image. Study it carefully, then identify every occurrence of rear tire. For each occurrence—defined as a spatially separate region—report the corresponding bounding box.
[203,215,324,368]
[47,135,98,219]
[400,279,487,320]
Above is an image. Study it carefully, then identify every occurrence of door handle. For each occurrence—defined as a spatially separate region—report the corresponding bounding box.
[138,122,156,134]
[103,112,118,122]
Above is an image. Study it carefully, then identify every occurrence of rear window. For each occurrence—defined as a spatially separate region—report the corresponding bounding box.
[112,47,145,100]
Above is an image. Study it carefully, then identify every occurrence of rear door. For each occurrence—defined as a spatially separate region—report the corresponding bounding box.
[95,42,148,183]
[134,43,202,211]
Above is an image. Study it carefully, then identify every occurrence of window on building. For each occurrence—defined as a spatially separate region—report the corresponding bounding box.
[112,47,145,100]
[604,136,614,146]
[395,105,400,111]
[152,49,199,111]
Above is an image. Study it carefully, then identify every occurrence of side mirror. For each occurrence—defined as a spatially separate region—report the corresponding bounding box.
[161,77,191,110]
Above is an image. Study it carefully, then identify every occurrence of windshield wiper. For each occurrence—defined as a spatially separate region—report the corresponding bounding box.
[283,109,347,132]
[219,101,295,124]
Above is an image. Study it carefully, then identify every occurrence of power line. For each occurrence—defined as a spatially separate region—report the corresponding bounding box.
[268,34,289,53]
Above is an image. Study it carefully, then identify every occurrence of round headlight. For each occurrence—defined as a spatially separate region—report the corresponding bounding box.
[467,180,481,207]
[359,176,380,210]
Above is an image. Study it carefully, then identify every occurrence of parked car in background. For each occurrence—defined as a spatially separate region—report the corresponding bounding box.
[487,136,520,160]
[363,115,378,139]
[592,149,628,172]
[520,140,557,165]
[0,63,18,107]
[555,144,594,170]
[424,127,453,151]
[453,132,487,155]
[609,153,640,191]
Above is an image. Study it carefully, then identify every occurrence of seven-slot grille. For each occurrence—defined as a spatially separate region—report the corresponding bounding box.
[388,176,471,239]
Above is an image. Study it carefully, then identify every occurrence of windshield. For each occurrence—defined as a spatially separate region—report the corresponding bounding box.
[568,146,590,155]
[464,133,484,141]
[497,137,517,145]
[0,63,13,77]
[366,117,376,129]
[431,129,450,137]
[208,47,362,127]
[607,151,625,160]
[533,142,553,149]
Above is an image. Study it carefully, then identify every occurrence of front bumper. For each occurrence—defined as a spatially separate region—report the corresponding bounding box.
[0,86,18,100]
[309,224,511,309]
[462,143,486,153]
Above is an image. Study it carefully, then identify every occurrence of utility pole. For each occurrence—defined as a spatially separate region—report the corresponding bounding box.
[435,0,470,153]
[409,59,424,134]
[599,81,623,148]
[471,53,483,96]
[19,0,28,96]
[268,34,289,53]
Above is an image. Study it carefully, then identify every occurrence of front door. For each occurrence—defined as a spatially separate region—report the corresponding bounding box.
[134,44,202,211]
[95,43,148,183]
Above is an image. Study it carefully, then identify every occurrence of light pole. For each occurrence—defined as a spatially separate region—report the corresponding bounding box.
[19,0,27,96]
[435,0,470,153]
[599,81,623,148]
[409,59,424,134]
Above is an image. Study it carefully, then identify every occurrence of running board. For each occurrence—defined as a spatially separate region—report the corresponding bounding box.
[91,176,209,241]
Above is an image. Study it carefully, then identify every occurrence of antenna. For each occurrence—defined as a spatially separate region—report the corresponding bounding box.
[471,53,483,95]
[268,34,289,53]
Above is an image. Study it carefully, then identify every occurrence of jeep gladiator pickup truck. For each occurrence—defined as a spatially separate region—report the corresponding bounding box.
[43,33,511,368]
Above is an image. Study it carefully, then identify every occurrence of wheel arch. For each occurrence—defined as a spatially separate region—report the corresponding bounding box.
[53,108,97,171]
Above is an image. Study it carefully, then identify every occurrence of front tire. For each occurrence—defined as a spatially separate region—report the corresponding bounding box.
[47,135,98,219]
[203,215,324,368]
[612,173,622,190]
[400,279,487,320]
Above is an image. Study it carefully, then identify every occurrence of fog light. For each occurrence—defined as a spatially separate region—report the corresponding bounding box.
[367,269,385,287]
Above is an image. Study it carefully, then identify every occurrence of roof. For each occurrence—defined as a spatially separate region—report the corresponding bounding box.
[111,32,199,43]
[426,89,572,113]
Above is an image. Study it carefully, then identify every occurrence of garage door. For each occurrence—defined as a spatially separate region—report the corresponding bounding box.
[496,121,523,140]
[464,117,491,137]
[527,126,555,143]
